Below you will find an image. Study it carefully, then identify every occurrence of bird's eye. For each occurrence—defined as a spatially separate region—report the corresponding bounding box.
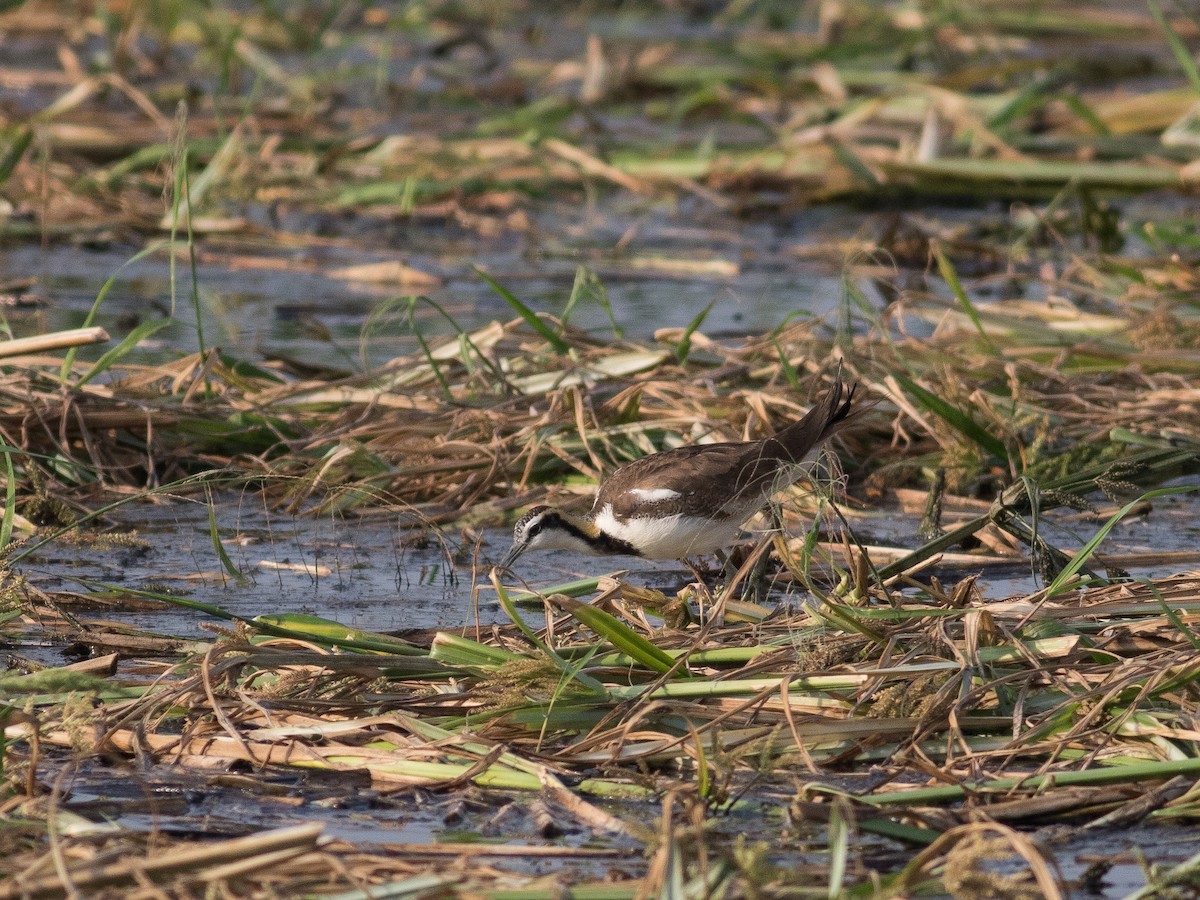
[528,522,542,537]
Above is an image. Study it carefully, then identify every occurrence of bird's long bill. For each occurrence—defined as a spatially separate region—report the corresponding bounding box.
[498,542,525,571]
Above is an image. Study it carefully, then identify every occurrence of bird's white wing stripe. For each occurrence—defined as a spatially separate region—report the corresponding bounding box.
[628,487,682,502]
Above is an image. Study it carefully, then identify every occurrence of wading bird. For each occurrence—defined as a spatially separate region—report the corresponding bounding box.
[499,370,859,571]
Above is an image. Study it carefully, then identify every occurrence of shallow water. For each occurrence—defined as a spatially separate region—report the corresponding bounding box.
[14,483,1199,656]
[42,749,1200,896]
[0,199,864,374]
[16,493,683,647]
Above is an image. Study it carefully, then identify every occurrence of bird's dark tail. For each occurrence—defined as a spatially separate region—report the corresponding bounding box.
[764,366,861,463]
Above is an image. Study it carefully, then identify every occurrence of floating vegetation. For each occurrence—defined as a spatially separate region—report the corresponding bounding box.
[2,1,1200,898]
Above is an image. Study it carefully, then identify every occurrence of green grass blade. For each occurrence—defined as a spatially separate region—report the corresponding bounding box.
[675,300,714,365]
[861,754,1200,807]
[551,595,679,676]
[205,484,247,585]
[430,632,523,668]
[316,874,456,900]
[1148,0,1200,93]
[827,799,850,899]
[1046,484,1200,596]
[0,451,14,550]
[60,241,172,383]
[492,572,607,693]
[400,294,512,393]
[251,613,425,655]
[409,319,452,399]
[64,576,241,623]
[180,161,212,397]
[563,265,623,339]
[692,722,709,799]
[830,139,880,188]
[893,372,1008,461]
[1122,849,1200,900]
[1145,579,1200,650]
[7,469,240,566]
[507,576,604,605]
[934,245,1000,356]
[772,338,804,394]
[73,319,169,388]
[0,126,32,186]
[1059,93,1110,136]
[475,267,569,354]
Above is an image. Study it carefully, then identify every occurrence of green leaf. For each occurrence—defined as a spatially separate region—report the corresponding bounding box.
[0,127,32,186]
[830,139,879,188]
[205,484,248,585]
[772,338,804,394]
[430,632,523,668]
[0,450,14,550]
[492,573,607,693]
[827,799,850,899]
[252,613,425,655]
[60,240,173,382]
[563,265,622,339]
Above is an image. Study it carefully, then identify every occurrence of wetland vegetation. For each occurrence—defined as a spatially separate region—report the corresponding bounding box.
[2,1,1200,897]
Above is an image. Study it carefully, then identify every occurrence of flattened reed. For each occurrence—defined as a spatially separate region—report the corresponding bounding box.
[7,567,1200,896]
[0,262,1197,896]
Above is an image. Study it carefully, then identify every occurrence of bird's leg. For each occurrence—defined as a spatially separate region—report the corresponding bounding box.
[716,548,737,583]
[715,550,744,619]
[741,504,785,604]
[745,541,773,606]
[682,557,717,625]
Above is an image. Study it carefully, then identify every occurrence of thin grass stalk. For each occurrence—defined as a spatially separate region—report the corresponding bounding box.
[934,244,1000,357]
[673,299,714,365]
[1143,580,1200,650]
[181,158,212,398]
[874,448,1200,584]
[1147,0,1200,93]
[0,127,32,187]
[7,469,242,566]
[205,483,247,585]
[858,755,1200,807]
[827,798,851,899]
[58,240,173,384]
[1045,484,1200,595]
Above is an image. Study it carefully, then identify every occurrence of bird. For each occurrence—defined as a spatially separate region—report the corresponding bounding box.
[499,370,860,571]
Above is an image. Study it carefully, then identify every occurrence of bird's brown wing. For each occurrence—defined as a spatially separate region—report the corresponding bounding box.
[595,372,862,522]
[597,442,772,521]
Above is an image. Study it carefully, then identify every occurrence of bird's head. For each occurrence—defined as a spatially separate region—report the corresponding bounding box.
[498,505,594,569]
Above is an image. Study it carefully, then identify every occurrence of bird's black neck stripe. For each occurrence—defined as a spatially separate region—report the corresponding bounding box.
[560,515,641,557]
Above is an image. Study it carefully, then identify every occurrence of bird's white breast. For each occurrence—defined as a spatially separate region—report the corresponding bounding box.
[593,503,746,559]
